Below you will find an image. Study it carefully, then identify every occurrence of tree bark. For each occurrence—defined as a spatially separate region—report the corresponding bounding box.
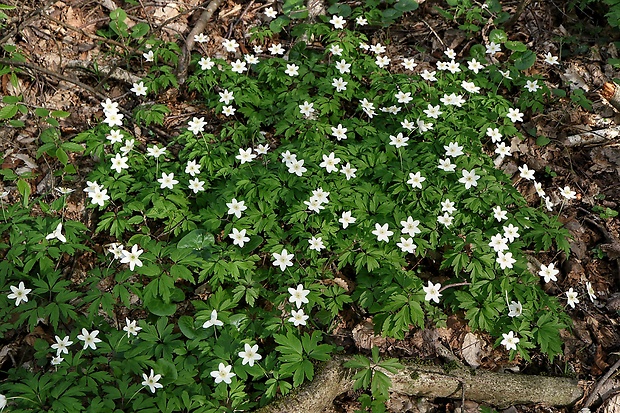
[255,356,584,412]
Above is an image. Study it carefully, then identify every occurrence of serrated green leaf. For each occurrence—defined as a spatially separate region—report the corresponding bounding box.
[0,104,18,120]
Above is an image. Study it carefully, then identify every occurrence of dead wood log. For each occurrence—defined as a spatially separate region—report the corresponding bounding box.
[255,356,584,412]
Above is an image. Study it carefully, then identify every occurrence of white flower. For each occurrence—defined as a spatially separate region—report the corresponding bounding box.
[499,69,513,80]
[288,309,309,326]
[340,163,357,180]
[458,169,480,189]
[288,284,310,308]
[397,237,417,254]
[508,301,522,317]
[121,244,144,271]
[268,43,285,55]
[287,159,307,176]
[90,188,110,206]
[407,172,425,189]
[227,198,247,218]
[492,206,507,222]
[372,223,393,242]
[106,129,123,144]
[285,63,299,77]
[51,335,73,355]
[253,45,263,54]
[370,43,386,54]
[461,80,480,94]
[495,142,512,157]
[110,153,129,174]
[273,249,294,271]
[441,93,465,107]
[503,224,520,243]
[147,145,166,158]
[230,59,247,73]
[424,104,442,119]
[222,39,239,52]
[423,281,442,303]
[331,124,348,140]
[389,132,409,148]
[486,42,501,55]
[142,369,163,393]
[339,211,357,229]
[130,81,148,96]
[46,222,66,243]
[501,331,519,351]
[101,98,119,115]
[308,236,325,251]
[264,6,277,18]
[103,111,124,127]
[194,33,208,43]
[534,181,546,197]
[486,127,502,143]
[199,57,215,70]
[375,55,391,68]
[330,44,343,56]
[518,164,535,180]
[107,243,124,259]
[355,16,368,25]
[496,251,516,270]
[219,89,234,104]
[401,216,421,236]
[506,108,524,123]
[329,15,346,29]
[120,139,134,155]
[123,318,142,337]
[0,394,6,410]
[566,288,579,308]
[229,228,250,248]
[586,281,597,302]
[402,58,417,70]
[332,77,348,92]
[421,70,437,81]
[203,309,224,328]
[299,101,314,117]
[560,186,577,200]
[51,355,63,365]
[245,54,259,64]
[488,234,508,252]
[188,178,205,194]
[444,48,456,59]
[320,152,341,173]
[256,144,269,154]
[185,160,201,176]
[401,119,415,130]
[77,328,102,350]
[437,213,454,227]
[238,343,262,366]
[525,80,540,92]
[222,105,236,116]
[441,199,456,214]
[335,59,351,74]
[211,363,235,384]
[467,58,484,74]
[302,196,322,212]
[539,263,559,283]
[7,282,31,306]
[236,148,257,164]
[543,52,559,65]
[438,158,456,172]
[158,172,178,189]
[444,142,464,157]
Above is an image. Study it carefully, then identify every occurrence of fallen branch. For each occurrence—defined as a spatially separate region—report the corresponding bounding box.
[177,0,225,85]
[255,356,584,412]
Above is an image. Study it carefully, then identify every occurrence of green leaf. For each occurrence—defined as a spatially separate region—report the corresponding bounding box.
[131,23,150,38]
[56,147,69,165]
[536,135,551,146]
[144,296,177,316]
[178,316,196,339]
[327,3,352,17]
[513,50,536,70]
[0,104,18,120]
[489,29,507,43]
[17,178,30,207]
[50,110,71,118]
[35,107,50,117]
[177,229,215,250]
[504,41,527,52]
[394,0,419,12]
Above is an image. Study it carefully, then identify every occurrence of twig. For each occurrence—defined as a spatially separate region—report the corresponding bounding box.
[439,282,471,293]
[583,357,620,409]
[177,0,226,85]
[226,0,255,39]
[420,19,445,48]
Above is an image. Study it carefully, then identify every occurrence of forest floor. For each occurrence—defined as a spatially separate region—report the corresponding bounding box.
[0,0,619,412]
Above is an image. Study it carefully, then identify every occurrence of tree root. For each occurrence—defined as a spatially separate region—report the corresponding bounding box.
[255,356,584,412]
[177,0,225,85]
